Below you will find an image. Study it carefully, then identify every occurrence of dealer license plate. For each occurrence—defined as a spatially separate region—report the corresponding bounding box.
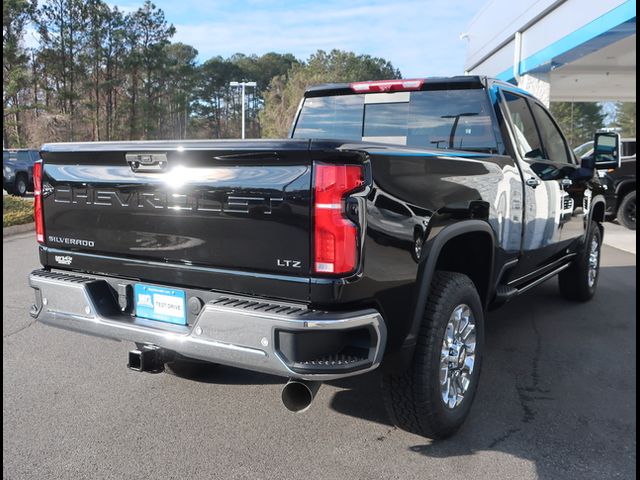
[134,284,187,325]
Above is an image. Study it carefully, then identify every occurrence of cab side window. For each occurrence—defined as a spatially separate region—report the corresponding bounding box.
[623,140,636,157]
[502,92,544,160]
[530,103,573,164]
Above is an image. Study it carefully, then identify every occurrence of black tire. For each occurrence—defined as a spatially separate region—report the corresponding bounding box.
[617,191,636,230]
[558,221,602,302]
[382,271,484,439]
[14,174,28,197]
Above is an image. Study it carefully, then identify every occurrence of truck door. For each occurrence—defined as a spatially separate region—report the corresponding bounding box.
[499,90,588,284]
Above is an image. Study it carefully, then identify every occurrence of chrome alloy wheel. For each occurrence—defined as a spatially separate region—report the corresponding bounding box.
[588,236,600,288]
[439,304,476,409]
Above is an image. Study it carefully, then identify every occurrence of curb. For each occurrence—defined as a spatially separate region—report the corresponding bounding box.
[3,222,35,238]
[603,240,636,255]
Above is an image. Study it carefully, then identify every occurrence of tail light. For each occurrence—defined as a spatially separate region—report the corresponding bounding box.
[313,163,364,275]
[350,79,424,93]
[33,161,44,244]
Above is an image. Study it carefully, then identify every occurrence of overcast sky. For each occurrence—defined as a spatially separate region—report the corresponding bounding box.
[105,0,486,77]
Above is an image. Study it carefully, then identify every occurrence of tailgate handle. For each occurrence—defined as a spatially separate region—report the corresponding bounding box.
[126,153,168,172]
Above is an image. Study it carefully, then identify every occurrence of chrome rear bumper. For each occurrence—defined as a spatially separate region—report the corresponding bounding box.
[29,270,386,381]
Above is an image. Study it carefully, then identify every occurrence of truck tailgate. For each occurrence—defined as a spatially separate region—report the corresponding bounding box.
[39,140,312,280]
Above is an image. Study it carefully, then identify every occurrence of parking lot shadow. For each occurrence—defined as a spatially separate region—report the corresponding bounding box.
[328,371,391,426]
[165,359,283,385]
[328,265,636,479]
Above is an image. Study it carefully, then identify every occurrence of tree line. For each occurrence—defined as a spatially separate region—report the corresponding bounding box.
[3,0,300,145]
[3,0,399,148]
[550,101,636,148]
[3,0,634,149]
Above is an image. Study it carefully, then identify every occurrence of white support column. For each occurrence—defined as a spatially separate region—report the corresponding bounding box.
[518,72,551,107]
[229,81,256,139]
[241,82,246,139]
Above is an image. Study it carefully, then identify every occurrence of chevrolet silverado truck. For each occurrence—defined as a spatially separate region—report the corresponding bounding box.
[28,76,620,439]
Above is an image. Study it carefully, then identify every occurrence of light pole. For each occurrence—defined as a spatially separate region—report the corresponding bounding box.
[229,81,257,139]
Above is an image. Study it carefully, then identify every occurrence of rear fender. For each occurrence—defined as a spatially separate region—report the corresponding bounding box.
[383,220,495,373]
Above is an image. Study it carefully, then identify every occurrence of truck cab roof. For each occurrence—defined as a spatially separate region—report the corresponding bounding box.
[304,76,534,98]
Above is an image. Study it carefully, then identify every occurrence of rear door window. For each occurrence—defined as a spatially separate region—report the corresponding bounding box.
[501,92,544,160]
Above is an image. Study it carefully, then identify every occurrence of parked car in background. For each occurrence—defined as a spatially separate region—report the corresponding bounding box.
[574,138,636,230]
[3,149,40,196]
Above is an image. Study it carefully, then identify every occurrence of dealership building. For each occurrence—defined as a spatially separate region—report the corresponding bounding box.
[463,0,636,106]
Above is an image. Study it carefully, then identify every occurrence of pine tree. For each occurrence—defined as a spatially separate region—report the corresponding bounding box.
[3,0,36,147]
[7,3,405,144]
[37,0,87,138]
[549,102,605,148]
[614,102,636,137]
[126,1,175,139]
[163,42,198,139]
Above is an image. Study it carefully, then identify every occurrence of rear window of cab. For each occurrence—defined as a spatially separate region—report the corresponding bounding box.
[293,89,499,153]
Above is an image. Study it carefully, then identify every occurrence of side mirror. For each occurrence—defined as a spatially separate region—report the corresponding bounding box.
[580,155,595,170]
[593,132,621,170]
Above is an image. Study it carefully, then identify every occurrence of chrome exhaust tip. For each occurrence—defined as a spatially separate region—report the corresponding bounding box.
[281,380,321,413]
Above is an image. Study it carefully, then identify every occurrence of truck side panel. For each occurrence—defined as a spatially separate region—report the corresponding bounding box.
[308,142,523,355]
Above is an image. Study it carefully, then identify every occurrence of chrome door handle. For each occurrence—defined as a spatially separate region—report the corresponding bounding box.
[525,177,541,188]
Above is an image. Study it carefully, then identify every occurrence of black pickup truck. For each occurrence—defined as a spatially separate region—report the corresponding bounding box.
[575,138,636,229]
[28,76,620,439]
[602,154,636,229]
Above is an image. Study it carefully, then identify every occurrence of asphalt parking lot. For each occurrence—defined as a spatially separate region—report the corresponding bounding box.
[3,232,636,480]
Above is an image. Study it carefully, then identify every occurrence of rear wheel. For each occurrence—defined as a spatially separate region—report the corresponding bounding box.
[558,221,602,302]
[617,191,636,230]
[382,272,484,439]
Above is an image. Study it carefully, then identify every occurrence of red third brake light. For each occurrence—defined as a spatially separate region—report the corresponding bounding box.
[33,161,44,244]
[350,79,425,93]
[313,163,364,275]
